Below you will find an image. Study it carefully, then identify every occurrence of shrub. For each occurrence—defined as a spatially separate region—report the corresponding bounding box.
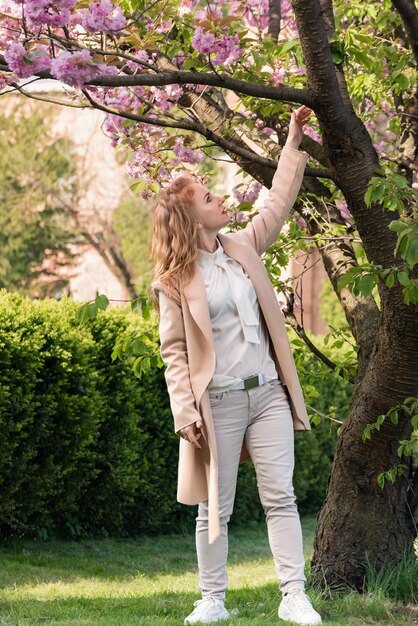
[0,292,101,539]
[0,290,350,539]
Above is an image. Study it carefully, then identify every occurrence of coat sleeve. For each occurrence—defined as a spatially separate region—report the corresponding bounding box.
[158,289,202,435]
[230,145,309,256]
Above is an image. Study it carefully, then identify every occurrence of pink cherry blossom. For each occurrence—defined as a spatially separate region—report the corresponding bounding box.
[0,0,22,48]
[234,211,250,223]
[291,211,307,229]
[255,118,274,136]
[121,50,151,74]
[195,5,222,21]
[243,54,255,68]
[335,200,353,222]
[271,67,286,86]
[233,180,262,203]
[303,124,322,143]
[24,0,77,28]
[290,66,307,76]
[0,17,18,48]
[173,137,205,164]
[50,49,115,86]
[381,99,393,113]
[179,0,199,10]
[146,18,173,33]
[173,50,186,68]
[192,27,243,66]
[4,42,51,78]
[81,0,126,33]
[150,84,183,112]
[243,0,269,31]
[192,27,216,55]
[213,33,242,65]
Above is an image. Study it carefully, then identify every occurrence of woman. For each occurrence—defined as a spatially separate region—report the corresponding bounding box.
[151,105,322,626]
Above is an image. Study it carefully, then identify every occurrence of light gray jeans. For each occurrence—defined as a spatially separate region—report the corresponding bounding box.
[195,378,307,600]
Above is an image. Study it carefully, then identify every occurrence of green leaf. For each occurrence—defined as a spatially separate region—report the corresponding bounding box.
[141,297,151,320]
[280,40,298,54]
[362,424,373,442]
[364,186,374,207]
[397,271,409,286]
[95,293,109,311]
[78,302,90,323]
[331,48,345,64]
[393,73,409,92]
[132,339,147,355]
[385,272,395,288]
[133,357,143,378]
[356,273,375,297]
[111,342,121,361]
[403,278,418,305]
[389,410,399,425]
[130,179,147,193]
[149,181,160,193]
[337,267,360,290]
[388,220,406,233]
[376,413,386,430]
[88,302,98,319]
[397,440,412,458]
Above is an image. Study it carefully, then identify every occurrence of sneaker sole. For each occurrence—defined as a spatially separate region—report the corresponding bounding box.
[184,610,230,625]
[278,605,322,625]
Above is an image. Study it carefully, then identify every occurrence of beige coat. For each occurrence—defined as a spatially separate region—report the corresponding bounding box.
[156,145,311,544]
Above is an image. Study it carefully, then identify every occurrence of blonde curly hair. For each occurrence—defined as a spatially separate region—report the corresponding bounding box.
[150,174,202,310]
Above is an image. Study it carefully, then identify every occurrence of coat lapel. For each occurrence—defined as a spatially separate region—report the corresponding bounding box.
[182,266,215,353]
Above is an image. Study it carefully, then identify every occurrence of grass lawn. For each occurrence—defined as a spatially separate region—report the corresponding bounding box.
[0,514,416,625]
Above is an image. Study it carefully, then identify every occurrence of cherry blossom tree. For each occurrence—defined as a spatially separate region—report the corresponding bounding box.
[0,0,417,590]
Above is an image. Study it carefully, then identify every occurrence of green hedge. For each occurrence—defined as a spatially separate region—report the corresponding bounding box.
[0,290,350,540]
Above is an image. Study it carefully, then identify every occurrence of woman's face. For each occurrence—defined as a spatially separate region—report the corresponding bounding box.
[188,183,230,233]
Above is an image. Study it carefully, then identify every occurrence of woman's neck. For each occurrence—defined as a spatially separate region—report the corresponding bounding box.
[199,231,219,253]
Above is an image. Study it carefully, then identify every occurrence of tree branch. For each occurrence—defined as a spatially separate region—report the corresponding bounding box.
[268,0,281,40]
[292,0,348,134]
[283,299,356,384]
[81,88,331,177]
[319,0,335,36]
[0,53,316,106]
[391,0,418,65]
[292,0,405,281]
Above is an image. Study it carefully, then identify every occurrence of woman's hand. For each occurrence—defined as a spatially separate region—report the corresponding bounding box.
[179,419,204,449]
[285,105,312,150]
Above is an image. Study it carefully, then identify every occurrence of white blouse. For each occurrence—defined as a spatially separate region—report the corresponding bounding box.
[197,239,278,391]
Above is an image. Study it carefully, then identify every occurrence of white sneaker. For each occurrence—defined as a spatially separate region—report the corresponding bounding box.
[278,589,322,625]
[184,596,230,624]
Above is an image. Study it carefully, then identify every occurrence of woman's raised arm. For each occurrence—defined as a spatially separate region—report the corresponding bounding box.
[229,106,311,256]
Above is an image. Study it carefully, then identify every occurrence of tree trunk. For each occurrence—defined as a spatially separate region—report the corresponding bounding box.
[311,415,416,590]
[311,260,418,588]
[292,0,418,590]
